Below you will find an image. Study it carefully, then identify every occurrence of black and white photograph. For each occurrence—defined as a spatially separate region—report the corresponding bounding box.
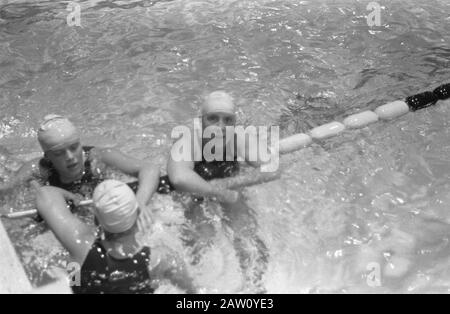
[0,0,449,298]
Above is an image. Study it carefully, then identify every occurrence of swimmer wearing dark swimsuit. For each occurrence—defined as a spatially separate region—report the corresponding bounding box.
[126,162,238,196]
[72,240,153,294]
[41,146,175,196]
[193,150,240,181]
[189,140,240,205]
[39,146,100,197]
[128,144,240,194]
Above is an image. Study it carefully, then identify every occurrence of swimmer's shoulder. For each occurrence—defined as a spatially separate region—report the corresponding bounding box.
[170,125,201,162]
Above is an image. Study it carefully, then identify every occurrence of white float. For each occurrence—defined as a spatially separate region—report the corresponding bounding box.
[278,84,450,154]
[375,101,409,120]
[309,122,346,140]
[279,133,312,154]
[343,111,379,129]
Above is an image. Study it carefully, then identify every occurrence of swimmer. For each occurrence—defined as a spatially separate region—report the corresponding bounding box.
[168,91,272,292]
[34,180,196,294]
[0,115,160,213]
[168,91,278,204]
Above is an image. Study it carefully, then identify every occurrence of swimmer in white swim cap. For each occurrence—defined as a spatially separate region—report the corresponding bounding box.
[34,180,196,294]
[1,114,161,223]
[167,91,278,204]
[167,91,240,204]
[167,91,277,294]
[37,114,84,184]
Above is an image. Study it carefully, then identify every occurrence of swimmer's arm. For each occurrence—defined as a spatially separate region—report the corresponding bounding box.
[209,168,280,190]
[236,137,281,185]
[0,158,42,193]
[150,246,197,294]
[167,155,237,203]
[93,148,160,205]
[167,157,211,194]
[236,135,273,168]
[135,163,160,208]
[34,185,96,265]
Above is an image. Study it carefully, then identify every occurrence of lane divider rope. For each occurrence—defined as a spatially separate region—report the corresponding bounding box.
[279,83,450,154]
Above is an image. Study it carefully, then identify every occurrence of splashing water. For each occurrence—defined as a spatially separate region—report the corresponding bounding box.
[1,0,450,293]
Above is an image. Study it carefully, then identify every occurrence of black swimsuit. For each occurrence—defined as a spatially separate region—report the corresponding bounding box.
[39,143,238,202]
[72,240,153,294]
[127,147,239,196]
[194,156,239,181]
[35,146,100,221]
[193,143,240,181]
[40,146,175,195]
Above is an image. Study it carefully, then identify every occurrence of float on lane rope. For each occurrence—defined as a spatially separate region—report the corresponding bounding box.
[278,83,450,155]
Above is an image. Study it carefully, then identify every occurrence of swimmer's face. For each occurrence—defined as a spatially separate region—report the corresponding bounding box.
[46,141,84,181]
[202,112,236,140]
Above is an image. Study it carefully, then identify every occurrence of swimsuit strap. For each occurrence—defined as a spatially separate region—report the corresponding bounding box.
[41,146,100,195]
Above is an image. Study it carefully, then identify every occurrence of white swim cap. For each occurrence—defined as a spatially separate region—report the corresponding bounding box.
[201,91,236,115]
[37,115,80,152]
[92,180,139,234]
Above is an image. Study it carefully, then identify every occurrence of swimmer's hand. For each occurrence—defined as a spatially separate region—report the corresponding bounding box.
[209,179,228,191]
[137,205,153,234]
[209,168,281,191]
[208,181,240,204]
[136,192,154,233]
[214,189,240,205]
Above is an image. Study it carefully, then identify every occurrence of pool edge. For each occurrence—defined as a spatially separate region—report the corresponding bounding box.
[0,220,72,294]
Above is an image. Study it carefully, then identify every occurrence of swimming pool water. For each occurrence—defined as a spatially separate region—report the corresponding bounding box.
[1,0,450,293]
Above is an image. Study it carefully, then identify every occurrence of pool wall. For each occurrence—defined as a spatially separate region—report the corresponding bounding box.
[0,220,71,294]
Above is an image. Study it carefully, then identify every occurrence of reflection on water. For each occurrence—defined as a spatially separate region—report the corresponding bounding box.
[1,0,450,293]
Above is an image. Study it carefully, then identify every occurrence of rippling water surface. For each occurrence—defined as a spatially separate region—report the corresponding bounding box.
[1,0,450,293]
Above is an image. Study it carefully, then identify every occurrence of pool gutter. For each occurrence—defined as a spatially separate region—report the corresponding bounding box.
[0,220,71,294]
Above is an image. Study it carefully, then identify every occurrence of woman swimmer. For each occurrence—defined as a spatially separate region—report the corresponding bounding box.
[167,91,279,203]
[34,180,196,294]
[0,115,160,218]
[167,91,274,293]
